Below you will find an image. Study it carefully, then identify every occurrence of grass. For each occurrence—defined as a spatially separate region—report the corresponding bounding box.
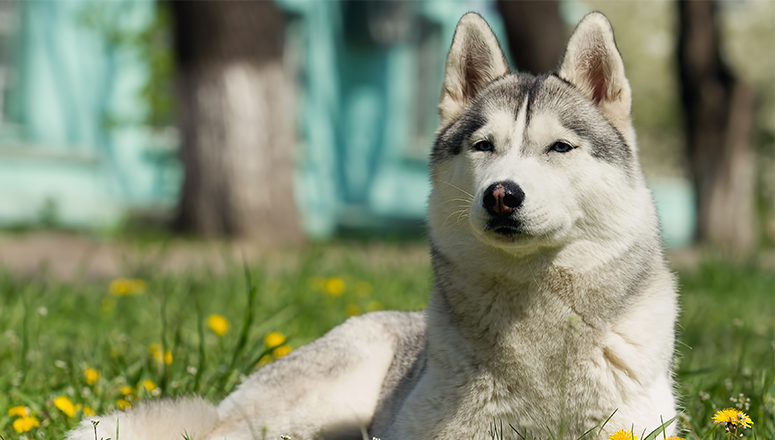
[0,241,772,439]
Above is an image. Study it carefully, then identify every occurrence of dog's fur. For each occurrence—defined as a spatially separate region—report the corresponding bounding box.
[68,12,678,440]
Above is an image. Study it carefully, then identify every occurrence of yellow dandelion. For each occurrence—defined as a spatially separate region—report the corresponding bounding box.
[109,277,130,296]
[116,399,132,410]
[84,367,100,386]
[264,331,286,349]
[324,277,345,296]
[109,277,146,296]
[120,385,134,396]
[272,344,292,358]
[8,405,30,417]
[713,407,753,428]
[148,343,173,365]
[83,405,95,416]
[54,395,76,418]
[258,354,273,367]
[609,429,638,440]
[207,314,230,337]
[345,303,361,317]
[366,301,384,312]
[12,415,40,433]
[143,379,157,392]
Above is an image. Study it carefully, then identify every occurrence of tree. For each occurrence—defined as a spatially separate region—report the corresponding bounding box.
[677,0,756,252]
[496,0,567,75]
[171,1,302,242]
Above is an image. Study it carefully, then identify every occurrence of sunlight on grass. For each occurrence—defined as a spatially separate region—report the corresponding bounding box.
[0,246,771,439]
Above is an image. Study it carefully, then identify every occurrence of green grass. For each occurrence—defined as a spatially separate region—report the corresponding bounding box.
[0,243,772,439]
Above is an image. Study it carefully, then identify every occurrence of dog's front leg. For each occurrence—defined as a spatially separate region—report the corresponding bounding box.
[209,311,420,440]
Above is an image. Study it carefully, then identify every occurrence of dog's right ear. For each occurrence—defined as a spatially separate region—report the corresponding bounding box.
[439,13,509,127]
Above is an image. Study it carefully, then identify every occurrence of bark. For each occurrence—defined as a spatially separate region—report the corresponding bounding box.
[496,0,567,75]
[171,1,301,243]
[678,0,756,252]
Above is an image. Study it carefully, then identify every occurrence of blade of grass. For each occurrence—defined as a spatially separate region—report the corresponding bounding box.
[641,415,678,440]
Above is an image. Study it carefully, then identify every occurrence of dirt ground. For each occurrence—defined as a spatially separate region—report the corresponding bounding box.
[0,231,432,281]
[0,231,770,281]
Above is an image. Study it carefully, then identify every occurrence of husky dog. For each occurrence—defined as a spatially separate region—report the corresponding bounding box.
[68,12,678,440]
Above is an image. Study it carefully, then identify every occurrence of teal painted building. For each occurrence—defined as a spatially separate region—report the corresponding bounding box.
[0,0,179,229]
[0,0,695,246]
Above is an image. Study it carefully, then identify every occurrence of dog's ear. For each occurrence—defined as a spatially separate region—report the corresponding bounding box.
[439,13,509,127]
[558,12,632,129]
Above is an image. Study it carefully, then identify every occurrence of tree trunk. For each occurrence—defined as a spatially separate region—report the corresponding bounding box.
[496,0,567,75]
[171,1,301,243]
[678,0,756,252]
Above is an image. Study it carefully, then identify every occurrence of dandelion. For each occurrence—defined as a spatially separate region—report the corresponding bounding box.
[714,407,753,440]
[272,345,292,358]
[345,304,361,317]
[109,278,147,296]
[120,385,134,396]
[116,399,132,410]
[719,409,753,429]
[83,405,95,416]
[264,331,286,349]
[324,277,345,296]
[713,408,753,428]
[8,405,30,417]
[609,430,638,440]
[148,343,173,365]
[12,415,40,433]
[84,367,100,386]
[143,379,158,392]
[258,354,273,367]
[207,314,230,337]
[54,396,76,418]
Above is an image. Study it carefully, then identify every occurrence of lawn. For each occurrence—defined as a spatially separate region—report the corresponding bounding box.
[0,242,772,439]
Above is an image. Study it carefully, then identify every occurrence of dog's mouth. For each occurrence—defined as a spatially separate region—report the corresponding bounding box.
[485,218,524,238]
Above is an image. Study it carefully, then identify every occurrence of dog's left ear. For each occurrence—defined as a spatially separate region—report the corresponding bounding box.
[558,12,632,130]
[439,13,509,127]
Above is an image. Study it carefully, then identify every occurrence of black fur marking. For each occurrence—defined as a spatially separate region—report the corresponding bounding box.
[548,74,633,167]
[432,100,488,161]
[523,75,551,127]
[558,110,632,166]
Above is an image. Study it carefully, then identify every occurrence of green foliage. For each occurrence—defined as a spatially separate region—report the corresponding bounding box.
[78,2,176,129]
[0,246,771,439]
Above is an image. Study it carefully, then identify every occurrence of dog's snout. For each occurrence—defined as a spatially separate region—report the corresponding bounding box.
[483,181,524,216]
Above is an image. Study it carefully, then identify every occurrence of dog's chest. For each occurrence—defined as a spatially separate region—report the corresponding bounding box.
[391,308,620,440]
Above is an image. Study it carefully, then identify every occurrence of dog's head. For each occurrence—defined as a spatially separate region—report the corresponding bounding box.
[428,13,657,261]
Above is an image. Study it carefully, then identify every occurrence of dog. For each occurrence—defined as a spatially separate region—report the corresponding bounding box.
[68,11,678,440]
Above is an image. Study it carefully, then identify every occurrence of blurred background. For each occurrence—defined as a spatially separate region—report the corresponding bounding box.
[0,0,772,255]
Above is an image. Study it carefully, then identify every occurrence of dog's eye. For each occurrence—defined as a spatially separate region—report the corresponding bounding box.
[549,141,574,153]
[473,140,494,152]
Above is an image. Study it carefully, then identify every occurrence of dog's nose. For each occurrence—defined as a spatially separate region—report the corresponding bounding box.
[483,181,524,216]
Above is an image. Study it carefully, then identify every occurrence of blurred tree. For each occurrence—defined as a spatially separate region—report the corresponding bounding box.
[496,0,567,75]
[678,0,756,252]
[171,1,301,242]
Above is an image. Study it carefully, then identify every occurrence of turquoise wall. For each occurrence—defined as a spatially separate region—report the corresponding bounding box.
[0,0,179,229]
